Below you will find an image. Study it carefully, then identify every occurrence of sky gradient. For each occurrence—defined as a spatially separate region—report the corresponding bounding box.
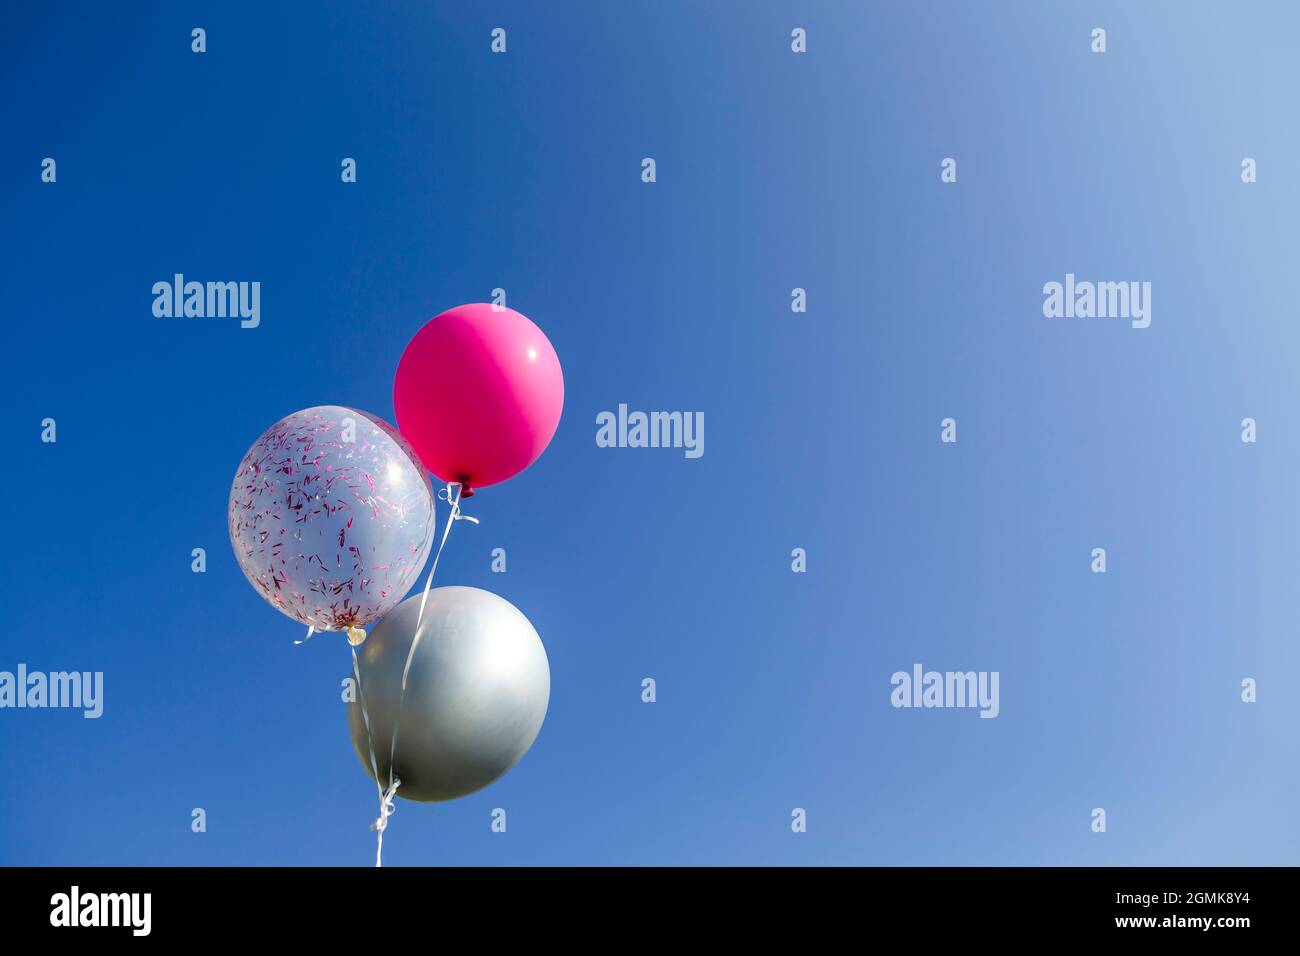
[2,1,1298,866]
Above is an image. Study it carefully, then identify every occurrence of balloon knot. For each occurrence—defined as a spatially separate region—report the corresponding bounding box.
[347,626,367,646]
[371,777,401,833]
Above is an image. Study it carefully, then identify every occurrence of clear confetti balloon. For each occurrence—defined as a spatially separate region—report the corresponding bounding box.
[228,406,436,634]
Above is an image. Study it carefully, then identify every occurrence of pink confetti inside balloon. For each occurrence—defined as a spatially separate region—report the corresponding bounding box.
[228,406,436,633]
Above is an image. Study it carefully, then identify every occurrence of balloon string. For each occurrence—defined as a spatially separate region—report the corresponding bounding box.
[349,482,476,865]
[351,645,393,866]
[404,481,478,689]
[385,482,477,797]
[371,776,401,868]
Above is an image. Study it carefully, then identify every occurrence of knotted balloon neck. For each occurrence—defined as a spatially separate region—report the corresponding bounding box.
[438,480,478,523]
[293,623,368,646]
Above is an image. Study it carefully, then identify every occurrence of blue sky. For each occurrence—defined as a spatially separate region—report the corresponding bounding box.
[2,1,1299,865]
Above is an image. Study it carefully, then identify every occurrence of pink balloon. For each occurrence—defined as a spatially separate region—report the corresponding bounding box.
[394,304,564,495]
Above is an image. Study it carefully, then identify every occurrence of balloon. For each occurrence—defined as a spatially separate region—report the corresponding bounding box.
[228,406,436,634]
[393,303,563,495]
[347,586,550,802]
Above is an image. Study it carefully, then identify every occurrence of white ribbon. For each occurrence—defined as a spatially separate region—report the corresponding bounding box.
[351,645,395,867]
[403,482,478,690]
[374,482,479,853]
[356,481,477,867]
[370,776,401,869]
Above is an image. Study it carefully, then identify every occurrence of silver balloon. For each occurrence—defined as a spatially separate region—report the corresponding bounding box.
[228,406,435,633]
[348,587,550,802]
